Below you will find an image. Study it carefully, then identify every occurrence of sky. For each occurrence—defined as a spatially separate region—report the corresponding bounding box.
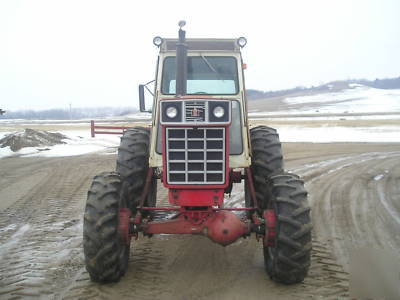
[1,0,399,110]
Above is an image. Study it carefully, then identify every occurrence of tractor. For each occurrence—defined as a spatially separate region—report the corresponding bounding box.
[83,22,312,285]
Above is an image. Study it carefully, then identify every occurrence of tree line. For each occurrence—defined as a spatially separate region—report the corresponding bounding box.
[0,107,137,120]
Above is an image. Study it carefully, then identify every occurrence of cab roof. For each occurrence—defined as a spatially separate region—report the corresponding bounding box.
[160,38,241,53]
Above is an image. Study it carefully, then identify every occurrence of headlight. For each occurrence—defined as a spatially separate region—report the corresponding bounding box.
[166,106,178,118]
[213,106,225,118]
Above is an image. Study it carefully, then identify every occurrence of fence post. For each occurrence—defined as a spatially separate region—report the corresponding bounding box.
[90,120,95,138]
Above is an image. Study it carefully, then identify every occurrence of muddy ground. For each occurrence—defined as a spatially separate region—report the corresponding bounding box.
[0,142,400,299]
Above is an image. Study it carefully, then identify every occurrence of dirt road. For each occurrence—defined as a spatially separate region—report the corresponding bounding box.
[1,142,399,299]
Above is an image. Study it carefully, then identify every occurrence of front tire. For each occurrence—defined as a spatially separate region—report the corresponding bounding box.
[116,127,156,215]
[264,173,312,284]
[83,172,128,283]
[246,126,283,211]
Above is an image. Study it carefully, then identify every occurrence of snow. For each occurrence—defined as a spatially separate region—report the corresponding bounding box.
[1,85,400,159]
[283,85,400,114]
[0,130,120,159]
[248,113,400,121]
[125,112,152,119]
[0,146,14,157]
[247,85,400,143]
[0,224,30,258]
[1,123,399,159]
[0,132,11,140]
[348,83,364,88]
[254,85,400,116]
[277,125,400,143]
[36,130,119,157]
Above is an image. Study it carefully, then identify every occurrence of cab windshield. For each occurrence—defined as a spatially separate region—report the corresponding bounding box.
[161,56,239,95]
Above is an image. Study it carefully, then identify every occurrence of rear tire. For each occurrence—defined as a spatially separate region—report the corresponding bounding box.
[83,172,128,283]
[246,126,283,210]
[116,127,156,215]
[264,173,312,284]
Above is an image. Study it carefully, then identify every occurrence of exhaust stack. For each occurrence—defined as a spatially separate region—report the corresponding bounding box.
[175,20,187,96]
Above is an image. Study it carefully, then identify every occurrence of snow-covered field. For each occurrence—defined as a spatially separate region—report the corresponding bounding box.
[250,84,400,143]
[251,84,400,116]
[1,84,399,159]
[277,125,400,143]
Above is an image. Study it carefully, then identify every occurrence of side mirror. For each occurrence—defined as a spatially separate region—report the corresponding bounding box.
[138,84,146,112]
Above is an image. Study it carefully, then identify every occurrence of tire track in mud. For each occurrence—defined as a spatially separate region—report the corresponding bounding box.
[0,156,115,299]
[62,239,168,300]
[6,145,397,298]
[61,182,170,300]
[61,184,349,299]
[287,149,400,272]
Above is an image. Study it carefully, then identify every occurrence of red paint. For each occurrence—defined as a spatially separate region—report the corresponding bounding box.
[231,171,242,183]
[141,209,250,246]
[90,120,128,137]
[138,168,154,208]
[205,210,250,246]
[118,208,131,245]
[90,120,95,137]
[168,189,224,206]
[264,209,276,247]
[245,168,259,209]
[140,207,254,211]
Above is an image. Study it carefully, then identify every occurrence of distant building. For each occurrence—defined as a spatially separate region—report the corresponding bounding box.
[0,109,5,115]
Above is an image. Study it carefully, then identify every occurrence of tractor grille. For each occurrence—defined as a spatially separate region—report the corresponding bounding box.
[185,102,206,122]
[166,127,225,184]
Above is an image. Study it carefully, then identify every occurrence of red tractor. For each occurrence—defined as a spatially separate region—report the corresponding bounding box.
[83,22,312,284]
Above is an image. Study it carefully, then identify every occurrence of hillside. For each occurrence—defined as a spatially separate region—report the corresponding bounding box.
[247,76,400,101]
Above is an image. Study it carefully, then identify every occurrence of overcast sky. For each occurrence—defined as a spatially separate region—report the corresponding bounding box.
[1,0,399,110]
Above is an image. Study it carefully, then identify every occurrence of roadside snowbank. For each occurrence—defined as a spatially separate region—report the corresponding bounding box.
[0,130,120,159]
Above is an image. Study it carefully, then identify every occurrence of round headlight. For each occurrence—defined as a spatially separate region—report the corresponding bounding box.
[237,37,247,48]
[166,106,178,118]
[213,106,225,118]
[153,36,163,47]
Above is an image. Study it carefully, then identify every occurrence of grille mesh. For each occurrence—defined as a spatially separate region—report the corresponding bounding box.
[166,127,225,184]
[185,102,206,122]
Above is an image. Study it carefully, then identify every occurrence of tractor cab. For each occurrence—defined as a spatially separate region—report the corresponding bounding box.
[139,24,251,208]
